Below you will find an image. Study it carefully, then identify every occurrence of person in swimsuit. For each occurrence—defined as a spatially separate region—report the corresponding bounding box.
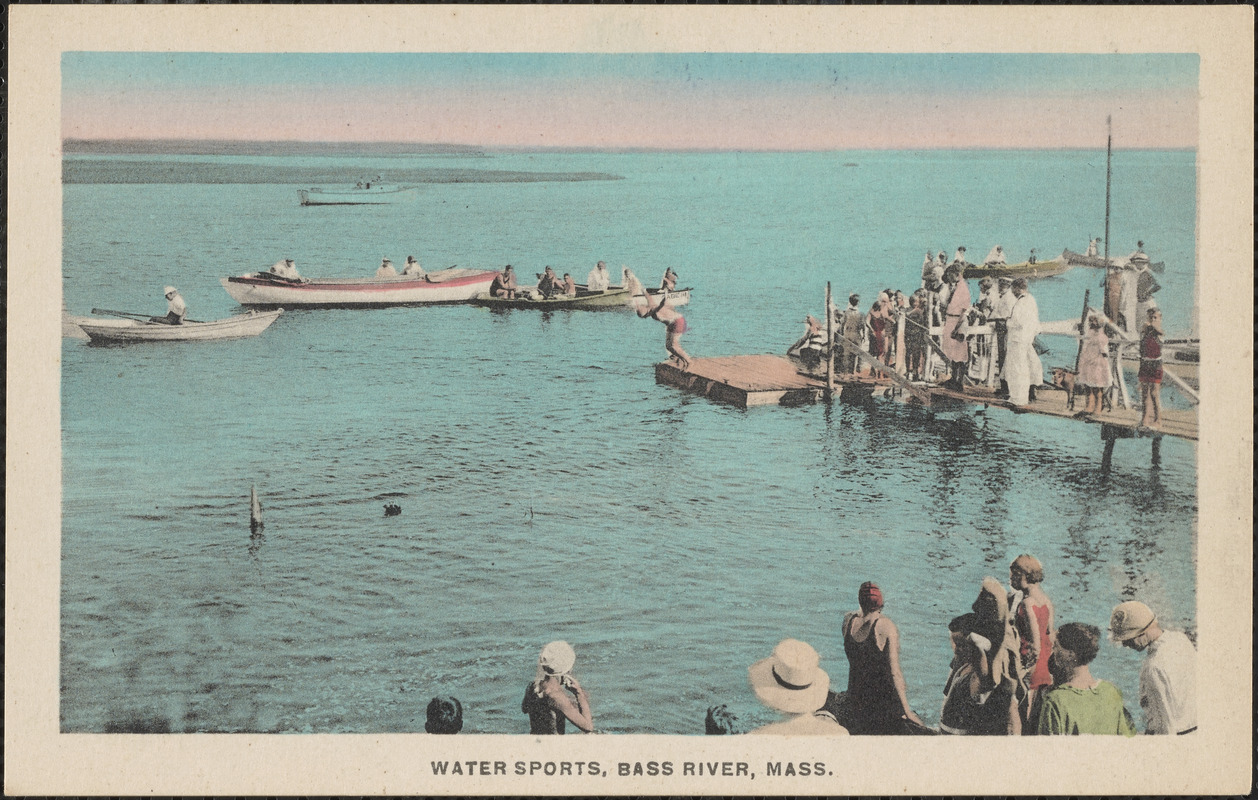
[630,272,690,369]
[561,273,577,296]
[521,640,594,734]
[1010,554,1055,729]
[1138,308,1163,428]
[841,582,924,734]
[489,265,518,299]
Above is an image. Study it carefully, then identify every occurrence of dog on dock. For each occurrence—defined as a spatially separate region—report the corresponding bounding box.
[1050,367,1079,410]
[1050,367,1111,413]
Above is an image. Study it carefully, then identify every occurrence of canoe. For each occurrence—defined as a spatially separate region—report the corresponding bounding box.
[963,258,1069,280]
[471,285,634,310]
[297,184,417,206]
[1062,249,1165,273]
[221,267,497,307]
[78,310,283,343]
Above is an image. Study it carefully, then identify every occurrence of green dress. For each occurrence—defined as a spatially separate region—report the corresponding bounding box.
[1036,680,1137,736]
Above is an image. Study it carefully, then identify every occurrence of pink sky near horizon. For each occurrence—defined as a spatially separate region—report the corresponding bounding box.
[63,83,1198,150]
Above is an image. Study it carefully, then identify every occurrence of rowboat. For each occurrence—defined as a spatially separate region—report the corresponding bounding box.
[297,183,417,206]
[964,258,1069,280]
[78,310,283,343]
[1063,249,1165,273]
[221,267,497,307]
[471,286,634,310]
[472,285,692,311]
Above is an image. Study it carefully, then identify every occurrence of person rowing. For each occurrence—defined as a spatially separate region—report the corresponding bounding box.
[150,286,187,325]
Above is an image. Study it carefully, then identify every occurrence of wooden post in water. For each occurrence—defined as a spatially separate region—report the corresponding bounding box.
[825,282,835,398]
[250,485,263,534]
[1151,436,1162,468]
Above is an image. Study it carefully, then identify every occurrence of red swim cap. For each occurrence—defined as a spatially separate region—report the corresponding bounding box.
[858,581,883,611]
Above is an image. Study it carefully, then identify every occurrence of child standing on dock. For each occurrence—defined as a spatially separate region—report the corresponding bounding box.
[1077,315,1112,416]
[1138,308,1163,428]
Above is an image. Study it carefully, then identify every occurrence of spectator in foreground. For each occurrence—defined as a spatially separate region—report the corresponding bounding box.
[521,640,594,734]
[1036,622,1136,736]
[747,638,847,735]
[425,696,463,734]
[1109,601,1197,735]
[841,582,925,734]
[704,704,739,735]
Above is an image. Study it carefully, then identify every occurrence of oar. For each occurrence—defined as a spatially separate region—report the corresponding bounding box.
[91,307,205,323]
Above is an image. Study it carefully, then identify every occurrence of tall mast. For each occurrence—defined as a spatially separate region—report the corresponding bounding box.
[1104,115,1112,266]
[1102,115,1113,323]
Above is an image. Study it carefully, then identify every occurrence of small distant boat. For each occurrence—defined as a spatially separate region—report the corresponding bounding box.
[964,258,1069,280]
[297,182,417,206]
[221,267,497,307]
[77,310,282,343]
[1062,248,1164,273]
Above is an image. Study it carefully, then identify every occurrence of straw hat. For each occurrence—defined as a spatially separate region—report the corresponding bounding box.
[1109,601,1156,642]
[163,286,178,296]
[748,639,829,714]
[538,640,576,675]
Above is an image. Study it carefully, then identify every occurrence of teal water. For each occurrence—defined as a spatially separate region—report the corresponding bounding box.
[61,149,1197,734]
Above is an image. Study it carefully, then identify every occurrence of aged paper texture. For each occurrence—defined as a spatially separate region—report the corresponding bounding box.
[6,5,1253,795]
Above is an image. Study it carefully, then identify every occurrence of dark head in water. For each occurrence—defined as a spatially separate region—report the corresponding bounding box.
[384,503,402,517]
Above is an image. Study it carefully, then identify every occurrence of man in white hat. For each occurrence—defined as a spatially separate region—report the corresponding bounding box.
[747,639,847,735]
[154,286,186,325]
[1109,601,1197,735]
[375,258,397,278]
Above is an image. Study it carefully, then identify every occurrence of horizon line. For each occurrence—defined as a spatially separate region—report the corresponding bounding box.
[62,137,1197,155]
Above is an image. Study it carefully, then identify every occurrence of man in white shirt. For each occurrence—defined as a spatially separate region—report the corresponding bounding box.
[1085,237,1101,258]
[952,246,968,266]
[1004,277,1040,405]
[402,256,425,277]
[376,258,397,277]
[154,286,187,325]
[586,261,610,291]
[982,245,1006,266]
[268,258,301,280]
[1109,601,1196,735]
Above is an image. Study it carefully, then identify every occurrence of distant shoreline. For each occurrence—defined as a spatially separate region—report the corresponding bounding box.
[62,138,1196,157]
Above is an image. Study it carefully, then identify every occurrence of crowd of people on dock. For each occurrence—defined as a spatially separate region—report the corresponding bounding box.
[785,241,1166,425]
[416,559,1193,737]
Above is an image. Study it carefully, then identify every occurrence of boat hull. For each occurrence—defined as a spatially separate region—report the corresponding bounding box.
[78,310,283,343]
[964,259,1069,280]
[471,286,634,310]
[297,185,417,206]
[221,268,497,307]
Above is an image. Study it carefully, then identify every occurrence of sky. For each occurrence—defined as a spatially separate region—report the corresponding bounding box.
[61,53,1199,150]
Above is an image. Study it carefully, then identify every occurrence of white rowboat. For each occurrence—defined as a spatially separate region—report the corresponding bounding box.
[78,310,283,343]
[297,184,417,206]
[221,268,498,307]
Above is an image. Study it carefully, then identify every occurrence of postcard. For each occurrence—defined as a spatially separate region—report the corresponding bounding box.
[6,5,1253,796]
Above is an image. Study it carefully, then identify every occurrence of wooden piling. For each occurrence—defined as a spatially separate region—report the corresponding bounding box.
[825,282,835,399]
[250,485,263,534]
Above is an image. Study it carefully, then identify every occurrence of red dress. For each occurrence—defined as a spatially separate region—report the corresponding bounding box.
[1017,602,1053,690]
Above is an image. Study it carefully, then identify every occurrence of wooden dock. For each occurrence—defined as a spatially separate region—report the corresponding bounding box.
[654,355,1197,445]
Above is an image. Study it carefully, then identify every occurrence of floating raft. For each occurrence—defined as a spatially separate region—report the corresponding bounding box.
[655,355,1197,443]
[654,355,826,408]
